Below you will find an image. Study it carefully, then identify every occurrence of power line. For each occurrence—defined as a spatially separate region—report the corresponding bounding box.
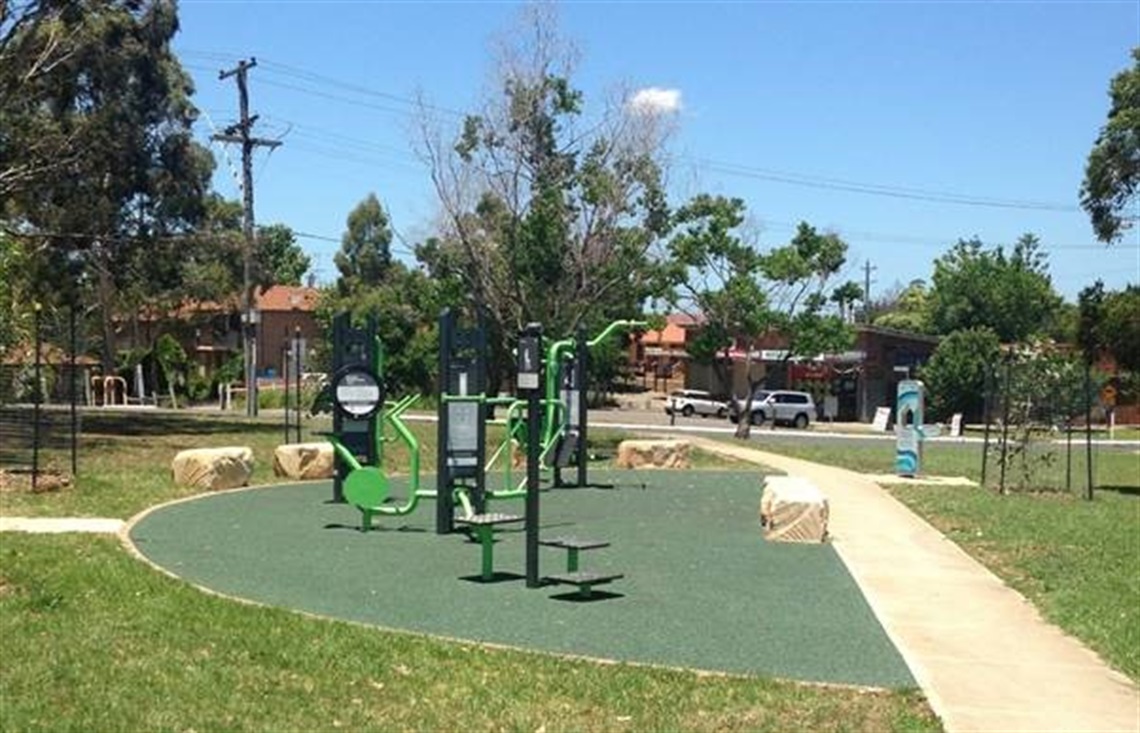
[186,53,1079,214]
[694,159,1079,213]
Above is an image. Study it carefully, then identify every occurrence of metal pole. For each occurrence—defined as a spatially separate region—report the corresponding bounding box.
[1085,361,1094,501]
[525,324,543,589]
[1066,421,1072,492]
[981,363,992,487]
[576,325,588,488]
[294,326,303,444]
[282,343,290,446]
[31,303,42,491]
[998,357,1012,495]
[69,302,78,476]
[436,309,453,535]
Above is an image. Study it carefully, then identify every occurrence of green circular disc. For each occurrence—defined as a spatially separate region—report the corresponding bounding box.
[343,467,389,509]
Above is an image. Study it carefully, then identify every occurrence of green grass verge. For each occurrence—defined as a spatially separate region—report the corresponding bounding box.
[735,438,1138,492]
[732,436,1140,682]
[0,535,939,732]
[887,484,1140,681]
[1,412,751,519]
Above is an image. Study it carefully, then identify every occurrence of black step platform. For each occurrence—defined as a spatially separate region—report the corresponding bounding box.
[455,513,524,527]
[544,570,624,599]
[538,537,610,550]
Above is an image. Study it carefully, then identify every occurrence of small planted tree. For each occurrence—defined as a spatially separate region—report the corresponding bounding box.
[988,343,1092,493]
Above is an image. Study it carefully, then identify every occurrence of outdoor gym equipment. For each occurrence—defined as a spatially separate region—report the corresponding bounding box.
[435,311,645,535]
[540,319,646,475]
[435,309,557,533]
[450,321,623,598]
[322,312,431,530]
[328,312,379,504]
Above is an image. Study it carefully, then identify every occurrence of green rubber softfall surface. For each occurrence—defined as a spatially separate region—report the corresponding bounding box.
[130,470,914,688]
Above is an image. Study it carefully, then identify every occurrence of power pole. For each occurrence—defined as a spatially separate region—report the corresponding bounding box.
[862,259,877,323]
[213,58,281,417]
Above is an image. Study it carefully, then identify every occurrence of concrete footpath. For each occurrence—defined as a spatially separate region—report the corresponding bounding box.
[692,436,1139,733]
[0,517,124,534]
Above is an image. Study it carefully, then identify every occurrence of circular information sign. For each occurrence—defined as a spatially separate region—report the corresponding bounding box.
[332,366,383,419]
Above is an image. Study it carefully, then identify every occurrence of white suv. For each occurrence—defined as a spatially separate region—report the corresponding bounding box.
[729,390,816,428]
[665,390,728,419]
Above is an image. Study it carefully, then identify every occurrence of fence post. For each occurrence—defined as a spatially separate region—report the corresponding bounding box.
[981,363,992,487]
[1085,361,1094,501]
[998,356,1012,495]
[69,302,78,476]
[32,302,42,492]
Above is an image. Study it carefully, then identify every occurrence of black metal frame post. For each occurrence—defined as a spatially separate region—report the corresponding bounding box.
[436,309,454,534]
[330,312,379,503]
[436,309,489,535]
[519,323,544,588]
[576,325,589,488]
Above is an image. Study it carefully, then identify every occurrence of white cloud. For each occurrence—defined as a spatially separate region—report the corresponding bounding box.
[627,87,683,115]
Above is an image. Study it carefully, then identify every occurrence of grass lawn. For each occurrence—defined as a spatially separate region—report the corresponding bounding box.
[737,436,1138,492]
[1,410,758,519]
[1,410,939,731]
[887,484,1140,682]
[732,435,1140,682]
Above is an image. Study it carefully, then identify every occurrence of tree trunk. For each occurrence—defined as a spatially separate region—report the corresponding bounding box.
[734,350,756,440]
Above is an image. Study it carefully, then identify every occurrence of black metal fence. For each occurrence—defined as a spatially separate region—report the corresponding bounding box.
[0,303,88,488]
[980,352,1108,498]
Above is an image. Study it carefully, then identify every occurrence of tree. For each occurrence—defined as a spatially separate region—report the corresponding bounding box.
[181,197,310,301]
[870,279,933,334]
[0,234,32,361]
[417,5,673,388]
[335,193,392,293]
[320,195,439,396]
[921,327,1001,422]
[1078,281,1140,372]
[1102,286,1140,373]
[666,194,768,427]
[1,0,214,373]
[667,198,853,438]
[927,235,1061,343]
[830,281,864,323]
[1081,48,1140,244]
[256,224,310,287]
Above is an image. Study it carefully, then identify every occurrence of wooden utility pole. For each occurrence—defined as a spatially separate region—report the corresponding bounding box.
[213,58,281,417]
[862,259,876,323]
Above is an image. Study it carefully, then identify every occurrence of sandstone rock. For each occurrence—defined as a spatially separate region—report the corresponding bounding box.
[273,442,335,480]
[759,476,829,543]
[171,447,254,491]
[614,439,691,469]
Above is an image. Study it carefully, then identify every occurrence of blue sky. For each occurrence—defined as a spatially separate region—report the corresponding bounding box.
[174,0,1139,302]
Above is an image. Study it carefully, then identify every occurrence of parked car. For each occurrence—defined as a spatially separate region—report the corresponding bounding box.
[728,390,816,428]
[665,389,728,418]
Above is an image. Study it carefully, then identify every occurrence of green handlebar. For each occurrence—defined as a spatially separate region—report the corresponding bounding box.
[541,318,647,455]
